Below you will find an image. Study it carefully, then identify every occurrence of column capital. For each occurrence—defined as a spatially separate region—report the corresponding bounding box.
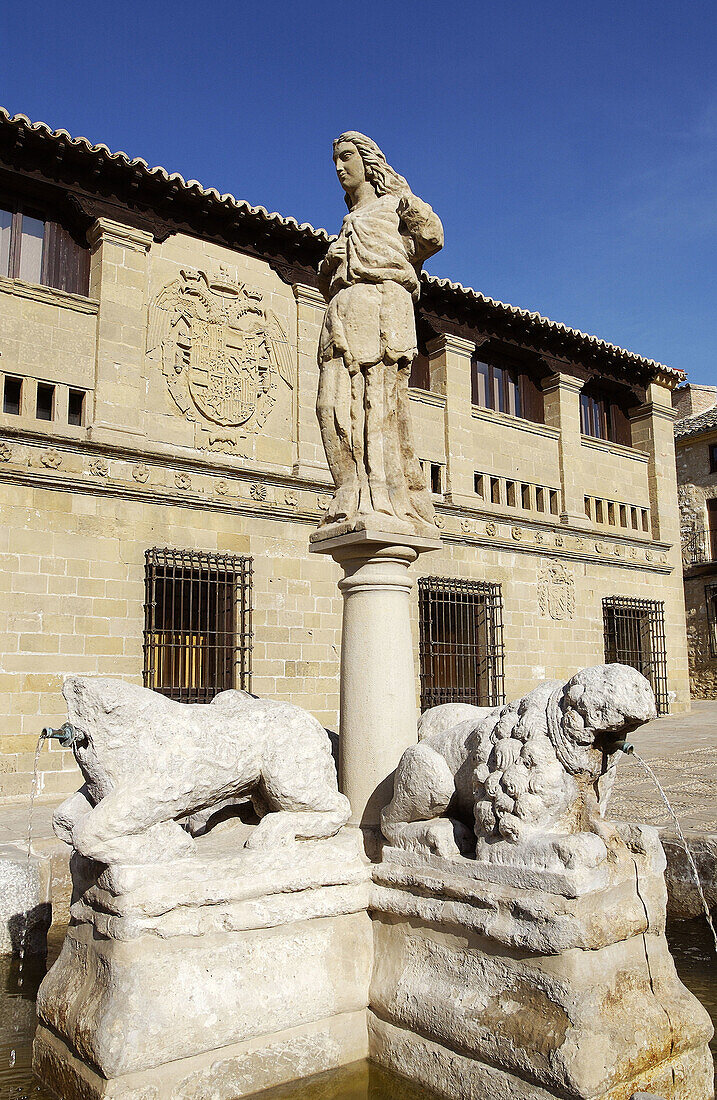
[542,371,585,395]
[426,333,476,360]
[293,282,325,309]
[87,218,153,253]
[630,401,677,425]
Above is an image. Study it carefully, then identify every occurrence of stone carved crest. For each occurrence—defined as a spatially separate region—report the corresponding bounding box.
[537,560,575,620]
[147,268,293,442]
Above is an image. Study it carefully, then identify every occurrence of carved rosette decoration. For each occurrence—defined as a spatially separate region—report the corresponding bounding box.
[147,267,294,450]
[132,464,150,484]
[0,441,13,462]
[89,458,109,477]
[537,560,575,621]
[40,448,62,469]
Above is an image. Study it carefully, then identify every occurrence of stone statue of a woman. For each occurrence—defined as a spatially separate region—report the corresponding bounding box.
[316,132,444,536]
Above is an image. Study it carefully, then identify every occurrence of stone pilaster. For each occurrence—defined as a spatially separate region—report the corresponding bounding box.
[87,218,153,445]
[293,283,331,482]
[542,372,589,527]
[632,381,691,710]
[427,333,478,507]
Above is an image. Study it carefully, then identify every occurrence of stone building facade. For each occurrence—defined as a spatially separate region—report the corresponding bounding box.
[674,383,717,697]
[0,108,690,804]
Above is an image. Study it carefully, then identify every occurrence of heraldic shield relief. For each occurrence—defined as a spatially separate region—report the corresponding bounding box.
[147,267,294,445]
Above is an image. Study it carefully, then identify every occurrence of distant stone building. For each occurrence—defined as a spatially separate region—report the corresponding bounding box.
[674,384,717,697]
[0,108,690,804]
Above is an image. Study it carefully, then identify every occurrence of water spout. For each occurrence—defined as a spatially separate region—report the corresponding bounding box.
[42,722,78,748]
[626,750,717,955]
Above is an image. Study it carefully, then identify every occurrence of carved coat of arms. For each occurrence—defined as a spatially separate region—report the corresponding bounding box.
[147,268,294,446]
[537,560,575,620]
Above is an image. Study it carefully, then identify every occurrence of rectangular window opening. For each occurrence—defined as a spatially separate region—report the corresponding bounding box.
[709,444,717,474]
[631,507,639,530]
[68,388,85,427]
[143,548,253,703]
[419,576,505,710]
[521,483,531,510]
[607,501,616,526]
[474,472,484,498]
[430,463,443,496]
[535,486,545,512]
[36,382,55,421]
[506,481,517,507]
[549,490,559,515]
[641,509,649,533]
[490,477,501,505]
[595,499,604,524]
[603,596,669,715]
[706,584,717,659]
[619,504,628,528]
[3,375,22,416]
[584,496,592,519]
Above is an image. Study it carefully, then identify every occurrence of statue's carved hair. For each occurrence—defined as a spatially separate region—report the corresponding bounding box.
[333,132,410,206]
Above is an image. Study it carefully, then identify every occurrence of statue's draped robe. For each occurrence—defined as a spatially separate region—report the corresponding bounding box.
[317,193,443,530]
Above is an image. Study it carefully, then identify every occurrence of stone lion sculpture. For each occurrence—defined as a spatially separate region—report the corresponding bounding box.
[381,664,656,868]
[53,676,350,865]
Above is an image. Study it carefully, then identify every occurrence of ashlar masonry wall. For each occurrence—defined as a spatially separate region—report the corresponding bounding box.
[0,215,691,802]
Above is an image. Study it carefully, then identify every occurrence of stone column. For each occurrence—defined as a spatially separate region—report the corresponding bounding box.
[542,371,589,527]
[293,283,331,481]
[427,333,480,508]
[310,528,440,838]
[87,218,153,445]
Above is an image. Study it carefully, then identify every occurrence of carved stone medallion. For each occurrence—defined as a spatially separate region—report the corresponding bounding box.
[537,560,575,621]
[147,267,294,446]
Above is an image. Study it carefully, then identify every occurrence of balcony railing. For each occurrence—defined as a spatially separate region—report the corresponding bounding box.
[683,528,717,566]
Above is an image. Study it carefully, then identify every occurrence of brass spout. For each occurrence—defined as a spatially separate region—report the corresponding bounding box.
[42,723,78,748]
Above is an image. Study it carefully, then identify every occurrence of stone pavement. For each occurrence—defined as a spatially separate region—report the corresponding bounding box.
[610,700,717,834]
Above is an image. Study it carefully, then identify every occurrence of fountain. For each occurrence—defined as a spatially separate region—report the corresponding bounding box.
[31,133,714,1100]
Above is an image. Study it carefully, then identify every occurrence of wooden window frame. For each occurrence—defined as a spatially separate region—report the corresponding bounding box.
[580,388,632,446]
[471,354,543,424]
[0,196,90,295]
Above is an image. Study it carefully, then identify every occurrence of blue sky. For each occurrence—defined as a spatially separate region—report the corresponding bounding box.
[2,1,715,382]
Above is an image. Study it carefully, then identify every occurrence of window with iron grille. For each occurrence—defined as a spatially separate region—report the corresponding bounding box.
[705,584,717,659]
[418,577,505,711]
[144,548,252,703]
[602,596,669,715]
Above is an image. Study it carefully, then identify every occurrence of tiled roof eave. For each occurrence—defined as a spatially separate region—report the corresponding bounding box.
[0,107,684,384]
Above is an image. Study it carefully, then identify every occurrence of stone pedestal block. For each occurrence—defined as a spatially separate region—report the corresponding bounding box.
[34,827,373,1099]
[310,526,440,833]
[369,836,714,1100]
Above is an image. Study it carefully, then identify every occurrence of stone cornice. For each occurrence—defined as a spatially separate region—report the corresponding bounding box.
[0,434,674,575]
[541,372,585,395]
[87,218,153,253]
[426,333,475,359]
[292,283,325,308]
[580,435,649,464]
[0,275,98,314]
[470,405,560,440]
[630,401,677,424]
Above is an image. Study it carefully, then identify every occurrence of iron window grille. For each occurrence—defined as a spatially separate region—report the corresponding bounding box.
[602,596,669,715]
[705,584,717,659]
[144,548,252,703]
[418,577,505,711]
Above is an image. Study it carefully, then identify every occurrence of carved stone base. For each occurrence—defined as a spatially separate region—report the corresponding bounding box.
[369,836,714,1100]
[33,828,373,1098]
[34,1011,368,1100]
